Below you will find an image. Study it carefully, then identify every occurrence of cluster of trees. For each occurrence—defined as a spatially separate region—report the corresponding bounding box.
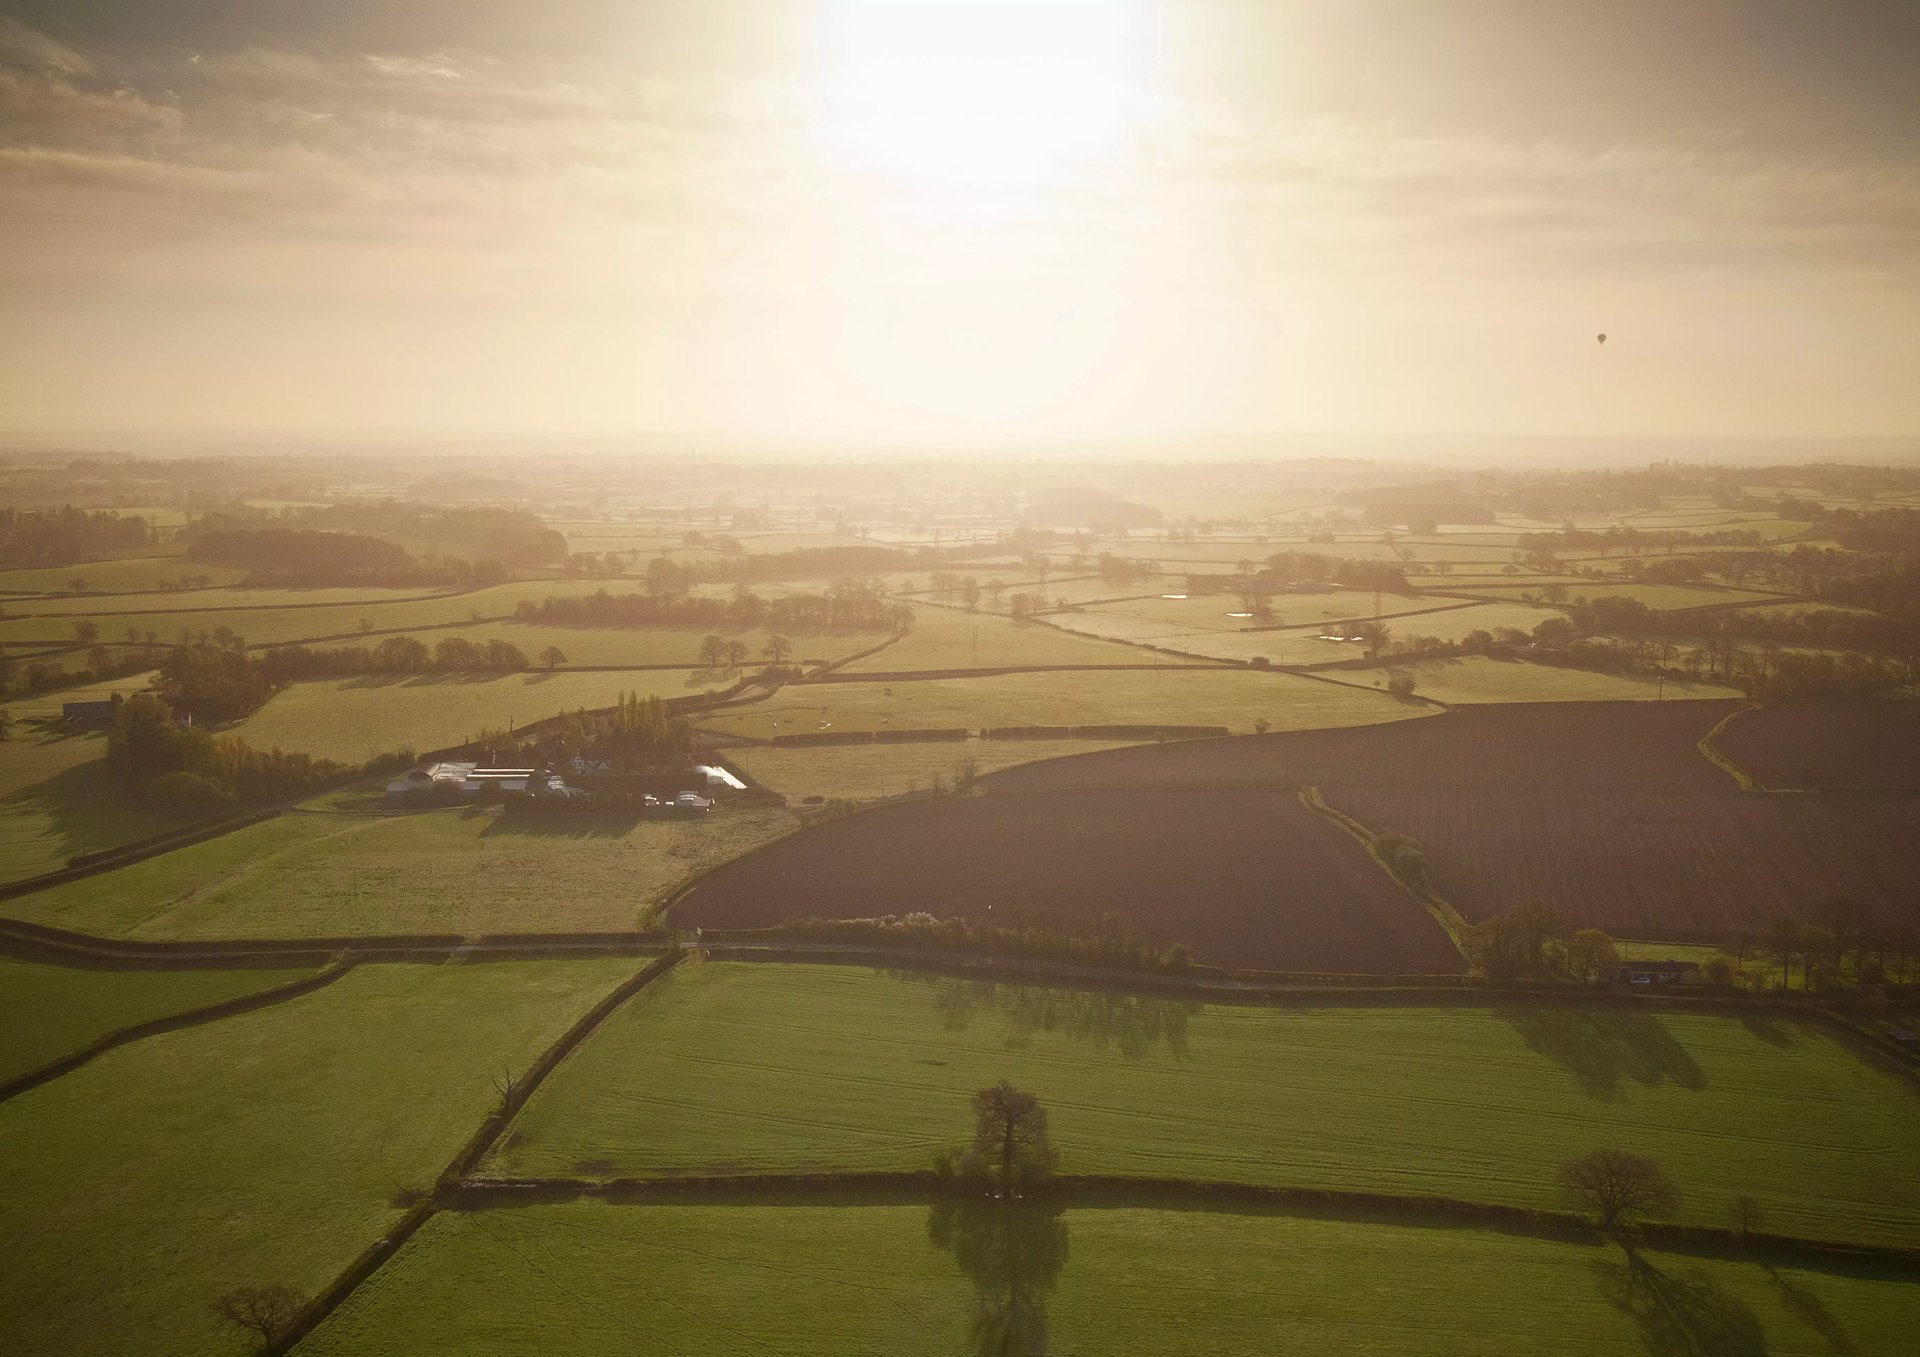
[545,691,693,771]
[514,581,910,634]
[106,693,350,816]
[0,633,171,700]
[254,635,540,684]
[185,527,506,588]
[1462,901,1622,982]
[0,507,153,566]
[1262,550,1412,594]
[1730,901,1919,991]
[155,637,275,723]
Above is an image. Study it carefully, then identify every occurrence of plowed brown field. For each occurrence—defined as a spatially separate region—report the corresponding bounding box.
[672,788,1463,974]
[1716,700,1920,790]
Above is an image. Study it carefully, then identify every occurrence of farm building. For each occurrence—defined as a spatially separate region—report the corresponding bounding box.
[1616,960,1701,986]
[61,697,122,728]
[384,763,550,805]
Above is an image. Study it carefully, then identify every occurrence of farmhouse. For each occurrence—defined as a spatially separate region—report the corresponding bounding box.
[384,762,546,804]
[1616,959,1701,986]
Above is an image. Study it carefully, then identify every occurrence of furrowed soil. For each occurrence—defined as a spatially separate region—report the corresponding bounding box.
[671,788,1462,974]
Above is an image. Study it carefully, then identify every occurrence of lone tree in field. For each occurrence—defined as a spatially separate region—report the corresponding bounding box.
[538,645,567,670]
[762,633,793,664]
[697,633,727,669]
[212,1285,307,1353]
[1561,1150,1678,1234]
[968,1081,1056,1197]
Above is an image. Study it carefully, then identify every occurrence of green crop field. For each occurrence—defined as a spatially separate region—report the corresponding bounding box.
[0,958,312,1083]
[0,803,800,938]
[1344,656,1743,704]
[695,669,1423,740]
[296,1199,1920,1357]
[0,959,636,1357]
[733,738,1138,802]
[227,670,732,763]
[839,603,1190,672]
[491,963,1920,1249]
[0,557,246,595]
[0,579,635,648]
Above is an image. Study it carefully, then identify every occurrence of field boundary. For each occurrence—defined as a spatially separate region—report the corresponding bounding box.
[0,960,357,1104]
[1697,703,1766,790]
[440,1172,1920,1279]
[275,952,683,1355]
[1297,785,1471,958]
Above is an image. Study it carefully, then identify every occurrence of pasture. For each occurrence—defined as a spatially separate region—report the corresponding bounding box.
[1346,656,1742,704]
[0,958,311,1083]
[489,962,1920,1249]
[1453,581,1791,612]
[296,1199,1920,1356]
[227,670,728,763]
[0,723,186,883]
[0,959,636,1357]
[672,789,1460,972]
[335,621,886,670]
[0,557,245,594]
[2,802,800,939]
[694,669,1423,741]
[731,738,1137,803]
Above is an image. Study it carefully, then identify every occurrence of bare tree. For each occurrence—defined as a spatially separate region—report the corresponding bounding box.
[724,638,750,669]
[538,645,567,670]
[211,1285,307,1353]
[970,1081,1056,1197]
[762,633,793,664]
[697,634,727,669]
[1561,1150,1679,1233]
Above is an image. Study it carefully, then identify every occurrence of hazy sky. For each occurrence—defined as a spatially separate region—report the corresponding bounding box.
[2,1,1916,445]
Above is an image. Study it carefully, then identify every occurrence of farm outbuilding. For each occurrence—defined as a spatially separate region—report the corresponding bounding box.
[1616,960,1701,986]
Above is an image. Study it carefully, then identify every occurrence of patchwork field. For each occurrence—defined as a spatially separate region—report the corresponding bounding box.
[0,959,636,1357]
[1454,582,1791,612]
[0,958,312,1083]
[488,963,1920,1249]
[227,670,727,763]
[296,1199,1920,1356]
[332,622,885,670]
[1,803,800,939]
[673,789,1461,972]
[839,604,1187,672]
[695,670,1423,741]
[1715,700,1920,790]
[732,739,1137,803]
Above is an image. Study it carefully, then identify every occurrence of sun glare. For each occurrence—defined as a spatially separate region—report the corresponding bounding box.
[817,0,1156,199]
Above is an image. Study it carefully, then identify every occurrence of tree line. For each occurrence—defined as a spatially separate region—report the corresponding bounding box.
[0,507,154,566]
[513,580,911,633]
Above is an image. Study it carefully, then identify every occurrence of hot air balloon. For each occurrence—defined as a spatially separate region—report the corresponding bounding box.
[1597,333,1607,345]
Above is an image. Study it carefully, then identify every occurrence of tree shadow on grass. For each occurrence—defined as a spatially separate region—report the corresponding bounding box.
[889,973,1197,1060]
[1737,1015,1798,1050]
[1595,1247,1767,1357]
[1498,1006,1706,1100]
[929,1196,1070,1357]
[1766,1266,1855,1355]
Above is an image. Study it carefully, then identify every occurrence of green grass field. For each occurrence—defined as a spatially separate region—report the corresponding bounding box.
[0,958,313,1083]
[490,963,1920,1249]
[1342,656,1743,704]
[695,669,1424,740]
[1455,582,1791,612]
[840,603,1192,672]
[335,622,886,671]
[0,557,246,595]
[2,585,463,618]
[0,716,188,883]
[0,803,799,938]
[0,959,636,1357]
[227,670,732,762]
[295,1199,1920,1357]
[733,739,1138,802]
